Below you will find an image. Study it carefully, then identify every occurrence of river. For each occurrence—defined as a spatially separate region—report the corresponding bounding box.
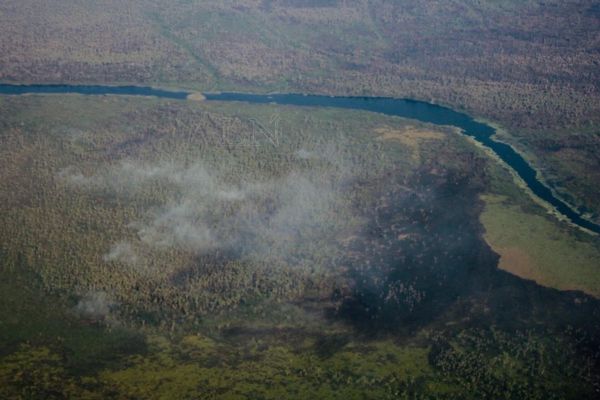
[1,83,598,234]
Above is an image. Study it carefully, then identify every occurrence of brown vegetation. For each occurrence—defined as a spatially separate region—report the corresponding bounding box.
[2,1,599,216]
[2,1,599,129]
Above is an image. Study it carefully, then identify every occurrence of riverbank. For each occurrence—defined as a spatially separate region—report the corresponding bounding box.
[1,83,598,235]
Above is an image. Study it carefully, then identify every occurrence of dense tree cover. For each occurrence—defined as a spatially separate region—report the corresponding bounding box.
[2,0,599,216]
[1,95,600,398]
[2,1,598,129]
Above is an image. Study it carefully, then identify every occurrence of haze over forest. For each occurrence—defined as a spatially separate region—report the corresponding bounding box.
[1,1,600,399]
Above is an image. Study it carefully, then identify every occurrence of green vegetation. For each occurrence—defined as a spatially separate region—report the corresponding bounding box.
[2,1,600,397]
[0,95,399,324]
[2,328,597,399]
[98,337,433,399]
[1,94,600,398]
[481,194,600,297]
[494,127,600,224]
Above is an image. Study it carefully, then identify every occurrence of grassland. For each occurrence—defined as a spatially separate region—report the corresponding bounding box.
[481,194,600,297]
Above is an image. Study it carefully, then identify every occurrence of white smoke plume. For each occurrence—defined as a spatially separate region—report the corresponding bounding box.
[63,157,353,263]
[103,241,139,265]
[74,291,114,320]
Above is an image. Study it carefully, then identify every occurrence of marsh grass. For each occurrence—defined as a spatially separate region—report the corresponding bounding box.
[481,194,600,297]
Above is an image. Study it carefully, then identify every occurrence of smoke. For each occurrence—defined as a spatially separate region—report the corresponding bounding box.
[74,291,113,320]
[295,148,315,160]
[103,241,139,265]
[64,158,352,263]
[134,199,216,252]
[58,166,98,186]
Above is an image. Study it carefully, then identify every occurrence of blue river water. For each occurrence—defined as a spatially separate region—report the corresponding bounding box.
[1,83,598,234]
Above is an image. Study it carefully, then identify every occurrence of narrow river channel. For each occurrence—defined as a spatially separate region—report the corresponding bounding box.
[1,84,598,234]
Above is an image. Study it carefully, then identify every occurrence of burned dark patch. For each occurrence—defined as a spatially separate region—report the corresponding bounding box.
[334,166,600,342]
[336,167,491,332]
